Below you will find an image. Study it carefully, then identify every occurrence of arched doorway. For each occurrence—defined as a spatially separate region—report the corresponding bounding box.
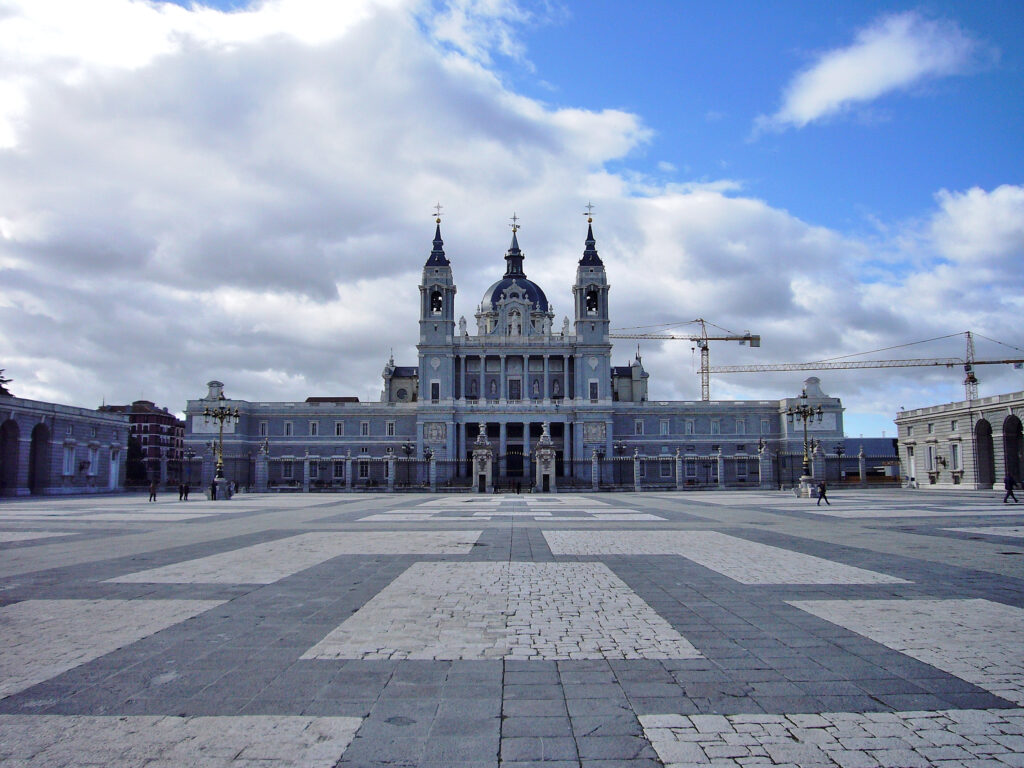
[1004,415,1024,481]
[28,423,51,495]
[975,419,995,487]
[0,419,19,495]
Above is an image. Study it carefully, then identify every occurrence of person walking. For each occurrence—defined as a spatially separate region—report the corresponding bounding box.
[183,483,190,500]
[148,480,157,502]
[1004,474,1019,503]
[816,480,830,506]
[178,483,185,501]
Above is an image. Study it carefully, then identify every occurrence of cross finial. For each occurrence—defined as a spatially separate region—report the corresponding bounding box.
[433,202,444,223]
[583,201,595,223]
[509,212,520,233]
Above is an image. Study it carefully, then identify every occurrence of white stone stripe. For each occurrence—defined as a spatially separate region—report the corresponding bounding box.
[107,531,483,584]
[303,562,702,660]
[0,599,224,699]
[0,714,362,766]
[790,598,1024,706]
[945,526,1024,538]
[0,531,70,543]
[641,708,1024,768]
[543,530,908,584]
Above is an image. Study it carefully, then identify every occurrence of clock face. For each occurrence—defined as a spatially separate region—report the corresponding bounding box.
[396,388,408,401]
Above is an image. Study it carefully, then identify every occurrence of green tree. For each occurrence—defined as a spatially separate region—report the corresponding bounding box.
[0,369,11,396]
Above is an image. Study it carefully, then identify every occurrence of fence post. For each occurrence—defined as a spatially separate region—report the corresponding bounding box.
[858,445,867,486]
[717,448,726,490]
[591,450,599,492]
[429,454,437,493]
[302,451,311,493]
[675,448,683,491]
[387,454,396,492]
[344,450,352,492]
[758,445,774,489]
[255,451,268,492]
[811,443,826,485]
[633,449,641,492]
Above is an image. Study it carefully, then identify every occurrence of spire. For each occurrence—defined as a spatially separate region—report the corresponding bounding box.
[425,217,449,267]
[504,213,526,277]
[579,213,603,267]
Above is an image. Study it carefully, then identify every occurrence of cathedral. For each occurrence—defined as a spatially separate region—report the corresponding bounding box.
[184,217,845,491]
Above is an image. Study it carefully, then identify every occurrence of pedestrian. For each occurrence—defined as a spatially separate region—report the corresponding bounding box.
[183,483,190,501]
[148,480,157,502]
[816,480,830,506]
[1004,474,1019,503]
[178,483,185,501]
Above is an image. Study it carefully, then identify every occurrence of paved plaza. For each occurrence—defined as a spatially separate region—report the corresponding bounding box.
[0,489,1022,767]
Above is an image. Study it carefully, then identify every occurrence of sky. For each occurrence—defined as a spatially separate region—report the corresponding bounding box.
[1,0,1022,437]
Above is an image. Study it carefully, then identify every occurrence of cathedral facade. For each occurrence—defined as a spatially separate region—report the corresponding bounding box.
[184,219,845,491]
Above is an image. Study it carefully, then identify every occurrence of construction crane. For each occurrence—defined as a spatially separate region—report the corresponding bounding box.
[709,331,1024,402]
[610,318,760,401]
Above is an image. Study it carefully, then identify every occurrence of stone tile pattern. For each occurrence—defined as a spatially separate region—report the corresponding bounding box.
[0,599,224,699]
[543,530,908,585]
[0,531,69,543]
[0,714,362,766]
[108,531,482,584]
[303,562,702,660]
[792,598,1024,706]
[641,708,1024,768]
[946,526,1024,539]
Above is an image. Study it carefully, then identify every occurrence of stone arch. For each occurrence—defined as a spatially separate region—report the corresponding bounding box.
[975,419,995,486]
[0,419,19,495]
[28,422,51,495]
[1003,414,1023,481]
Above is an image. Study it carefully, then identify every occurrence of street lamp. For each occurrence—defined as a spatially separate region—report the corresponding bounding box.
[203,394,240,482]
[613,440,627,487]
[401,442,414,487]
[786,388,823,489]
[595,446,605,487]
[183,447,195,486]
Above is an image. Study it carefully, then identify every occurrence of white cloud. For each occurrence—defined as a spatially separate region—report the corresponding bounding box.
[0,0,1018,431]
[756,11,985,133]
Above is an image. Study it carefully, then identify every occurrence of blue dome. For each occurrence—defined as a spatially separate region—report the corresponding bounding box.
[484,277,549,312]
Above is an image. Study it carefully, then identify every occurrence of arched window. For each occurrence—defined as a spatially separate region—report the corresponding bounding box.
[585,288,599,313]
[430,290,443,314]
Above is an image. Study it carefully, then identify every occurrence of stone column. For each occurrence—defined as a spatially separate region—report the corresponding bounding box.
[759,445,774,489]
[159,451,168,487]
[534,422,556,493]
[633,448,641,491]
[500,355,507,401]
[429,453,437,492]
[811,443,826,487]
[472,423,493,494]
[591,449,599,492]
[858,445,867,487]
[675,448,684,491]
[344,450,353,492]
[460,355,466,402]
[255,451,268,493]
[387,454,396,492]
[543,355,550,400]
[717,448,726,490]
[302,452,311,493]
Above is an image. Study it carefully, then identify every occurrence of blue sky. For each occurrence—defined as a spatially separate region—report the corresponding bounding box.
[1,0,1022,437]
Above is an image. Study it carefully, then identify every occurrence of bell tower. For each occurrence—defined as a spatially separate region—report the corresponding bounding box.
[572,208,612,401]
[418,211,457,404]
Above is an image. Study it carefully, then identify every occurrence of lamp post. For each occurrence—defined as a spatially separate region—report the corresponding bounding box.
[183,447,195,487]
[613,440,627,487]
[203,394,239,490]
[786,389,822,494]
[595,447,605,487]
[835,442,845,483]
[401,442,414,488]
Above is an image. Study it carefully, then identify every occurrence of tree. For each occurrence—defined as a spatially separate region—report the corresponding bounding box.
[0,369,11,396]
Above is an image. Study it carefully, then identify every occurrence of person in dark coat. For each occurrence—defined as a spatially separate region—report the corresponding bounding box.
[1004,474,1019,503]
[183,484,190,500]
[816,480,830,506]
[148,480,157,502]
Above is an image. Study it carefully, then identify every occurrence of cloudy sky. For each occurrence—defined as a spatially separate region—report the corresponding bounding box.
[1,0,1022,436]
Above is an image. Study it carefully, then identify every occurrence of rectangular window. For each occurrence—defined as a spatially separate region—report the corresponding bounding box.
[88,446,99,476]
[309,421,319,436]
[951,442,962,470]
[761,419,770,434]
[360,421,370,437]
[309,461,319,479]
[431,382,440,403]
[660,419,670,436]
[335,422,344,436]
[90,426,97,438]
[386,421,395,437]
[283,421,293,436]
[509,379,522,401]
[685,420,694,435]
[333,460,345,479]
[686,460,696,478]
[927,423,934,434]
[951,420,958,432]
[907,425,914,436]
[63,446,76,476]
[736,420,745,435]
[359,460,369,479]
[259,421,268,437]
[66,425,73,436]
[589,381,598,401]
[660,459,672,478]
[737,460,747,479]
[926,445,935,471]
[634,419,644,435]
[282,461,293,480]
[711,420,721,435]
